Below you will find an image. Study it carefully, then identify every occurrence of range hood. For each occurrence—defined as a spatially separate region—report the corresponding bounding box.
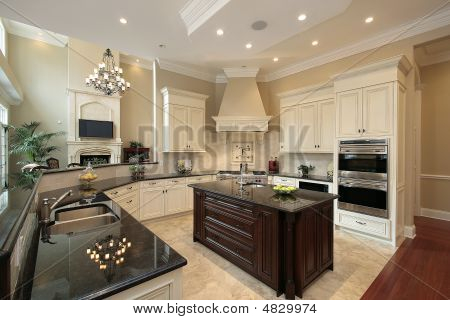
[213,68,271,132]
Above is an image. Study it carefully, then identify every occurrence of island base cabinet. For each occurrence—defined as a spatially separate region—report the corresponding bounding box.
[105,269,182,300]
[192,190,334,299]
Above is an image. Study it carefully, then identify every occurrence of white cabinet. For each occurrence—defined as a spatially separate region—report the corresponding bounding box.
[317,99,336,152]
[279,106,299,153]
[186,175,213,210]
[336,83,393,138]
[140,187,165,220]
[298,100,335,153]
[161,87,208,152]
[298,103,316,152]
[165,185,187,215]
[279,84,335,154]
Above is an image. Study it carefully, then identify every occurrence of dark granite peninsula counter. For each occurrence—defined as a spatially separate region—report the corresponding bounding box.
[189,180,338,299]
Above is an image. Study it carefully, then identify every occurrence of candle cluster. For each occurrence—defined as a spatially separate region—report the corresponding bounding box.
[87,235,132,271]
[85,48,130,96]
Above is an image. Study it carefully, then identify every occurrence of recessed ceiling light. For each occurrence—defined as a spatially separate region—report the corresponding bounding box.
[38,32,43,36]
[246,43,252,49]
[159,44,166,48]
[312,40,319,46]
[273,57,279,62]
[298,14,307,21]
[216,29,224,36]
[136,59,140,63]
[365,16,374,24]
[119,18,128,24]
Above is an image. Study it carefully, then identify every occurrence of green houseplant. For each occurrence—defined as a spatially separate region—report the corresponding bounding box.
[9,121,65,188]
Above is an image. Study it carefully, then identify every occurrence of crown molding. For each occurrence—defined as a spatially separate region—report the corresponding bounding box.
[179,0,231,35]
[277,82,334,98]
[264,5,450,82]
[160,86,209,100]
[3,19,68,47]
[223,67,260,78]
[157,58,217,83]
[215,73,228,83]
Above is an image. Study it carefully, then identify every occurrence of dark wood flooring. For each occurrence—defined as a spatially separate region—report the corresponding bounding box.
[361,216,450,300]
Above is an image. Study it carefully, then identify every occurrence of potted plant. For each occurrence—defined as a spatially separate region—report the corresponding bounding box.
[297,164,315,177]
[129,156,145,179]
[129,140,144,148]
[9,121,65,188]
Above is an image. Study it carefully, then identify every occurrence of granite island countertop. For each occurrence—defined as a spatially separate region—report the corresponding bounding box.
[189,180,338,213]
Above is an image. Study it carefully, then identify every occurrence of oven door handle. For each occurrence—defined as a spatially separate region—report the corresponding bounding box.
[339,182,387,191]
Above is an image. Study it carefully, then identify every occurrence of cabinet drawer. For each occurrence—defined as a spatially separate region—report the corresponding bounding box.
[338,210,390,239]
[204,193,255,219]
[205,205,255,239]
[165,178,187,186]
[204,225,255,268]
[273,176,297,187]
[115,192,139,212]
[187,175,212,183]
[140,179,166,189]
[105,183,139,199]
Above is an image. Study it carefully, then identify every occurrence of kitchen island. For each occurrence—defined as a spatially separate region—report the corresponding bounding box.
[189,180,338,299]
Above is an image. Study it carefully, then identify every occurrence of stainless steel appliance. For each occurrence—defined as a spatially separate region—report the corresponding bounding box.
[216,171,268,184]
[299,181,329,193]
[338,139,388,218]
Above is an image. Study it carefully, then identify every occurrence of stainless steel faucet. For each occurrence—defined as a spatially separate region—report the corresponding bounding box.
[40,190,73,223]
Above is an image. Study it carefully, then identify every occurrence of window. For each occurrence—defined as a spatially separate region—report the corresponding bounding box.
[0,105,8,189]
[0,19,5,56]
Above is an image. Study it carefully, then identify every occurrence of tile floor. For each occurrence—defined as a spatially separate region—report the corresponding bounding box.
[144,213,395,300]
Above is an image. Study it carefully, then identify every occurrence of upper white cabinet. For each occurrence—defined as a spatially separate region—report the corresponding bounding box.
[279,84,335,153]
[336,83,393,138]
[161,87,208,152]
[279,106,299,153]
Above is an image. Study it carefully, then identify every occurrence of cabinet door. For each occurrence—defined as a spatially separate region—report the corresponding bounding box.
[257,207,279,288]
[187,107,205,151]
[169,104,188,151]
[280,106,299,153]
[301,208,320,285]
[336,89,362,138]
[317,99,335,152]
[318,203,333,270]
[298,103,317,152]
[165,185,187,215]
[140,188,165,221]
[362,83,394,136]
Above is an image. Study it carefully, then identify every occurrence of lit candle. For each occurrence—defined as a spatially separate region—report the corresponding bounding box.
[127,242,131,248]
[87,248,91,254]
[122,86,125,91]
[120,257,124,263]
[122,237,126,242]
[126,82,130,88]
[105,253,110,260]
[90,253,95,260]
[117,250,121,256]
[95,254,99,259]
[116,260,120,265]
[121,248,125,254]
[109,242,114,247]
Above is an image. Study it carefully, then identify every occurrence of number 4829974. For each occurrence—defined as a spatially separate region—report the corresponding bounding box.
[262,304,317,313]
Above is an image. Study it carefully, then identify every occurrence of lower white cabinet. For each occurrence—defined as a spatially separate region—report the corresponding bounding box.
[105,268,182,300]
[165,185,187,215]
[140,187,165,220]
[186,175,213,210]
[337,209,391,239]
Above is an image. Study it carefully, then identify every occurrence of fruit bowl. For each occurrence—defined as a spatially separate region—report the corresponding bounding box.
[272,185,297,195]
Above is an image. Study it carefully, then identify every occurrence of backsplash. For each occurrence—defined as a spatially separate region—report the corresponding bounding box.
[278,153,333,176]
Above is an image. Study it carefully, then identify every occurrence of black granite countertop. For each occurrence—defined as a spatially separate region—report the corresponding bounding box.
[189,180,338,213]
[269,173,333,183]
[30,194,187,300]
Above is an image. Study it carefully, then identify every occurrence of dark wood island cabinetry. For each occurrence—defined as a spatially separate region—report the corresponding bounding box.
[190,180,338,299]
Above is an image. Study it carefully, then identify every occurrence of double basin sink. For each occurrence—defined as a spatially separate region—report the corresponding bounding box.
[46,203,119,236]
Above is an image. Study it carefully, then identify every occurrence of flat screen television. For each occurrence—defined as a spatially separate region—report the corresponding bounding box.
[79,119,113,138]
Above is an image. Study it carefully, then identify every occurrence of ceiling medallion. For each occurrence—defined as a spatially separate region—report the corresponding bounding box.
[86,48,130,96]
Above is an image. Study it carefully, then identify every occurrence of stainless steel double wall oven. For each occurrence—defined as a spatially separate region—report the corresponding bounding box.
[338,139,389,218]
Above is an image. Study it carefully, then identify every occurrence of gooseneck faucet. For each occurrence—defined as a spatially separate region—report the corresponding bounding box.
[40,190,73,223]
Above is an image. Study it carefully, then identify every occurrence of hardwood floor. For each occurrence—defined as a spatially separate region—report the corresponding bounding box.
[361,216,450,300]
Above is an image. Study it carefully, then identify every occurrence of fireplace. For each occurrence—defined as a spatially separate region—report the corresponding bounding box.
[80,154,111,166]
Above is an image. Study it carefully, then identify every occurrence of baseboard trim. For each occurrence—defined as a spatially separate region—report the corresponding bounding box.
[420,208,450,221]
[404,225,416,239]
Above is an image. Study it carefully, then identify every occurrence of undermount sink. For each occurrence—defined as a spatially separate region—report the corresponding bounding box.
[55,203,112,222]
[47,203,119,235]
[246,184,266,188]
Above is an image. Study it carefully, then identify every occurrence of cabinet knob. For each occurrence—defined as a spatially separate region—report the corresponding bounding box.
[126,200,133,204]
[362,129,366,133]
[358,129,361,133]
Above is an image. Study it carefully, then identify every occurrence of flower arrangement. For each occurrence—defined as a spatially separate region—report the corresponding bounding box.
[129,156,145,178]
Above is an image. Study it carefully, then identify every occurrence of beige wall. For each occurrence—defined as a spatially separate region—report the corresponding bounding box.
[120,62,153,149]
[420,60,450,212]
[8,34,68,170]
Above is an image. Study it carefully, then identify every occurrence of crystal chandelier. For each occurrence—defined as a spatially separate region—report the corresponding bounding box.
[85,48,130,96]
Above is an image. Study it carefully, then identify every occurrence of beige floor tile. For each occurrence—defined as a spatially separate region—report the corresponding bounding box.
[144,213,395,300]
